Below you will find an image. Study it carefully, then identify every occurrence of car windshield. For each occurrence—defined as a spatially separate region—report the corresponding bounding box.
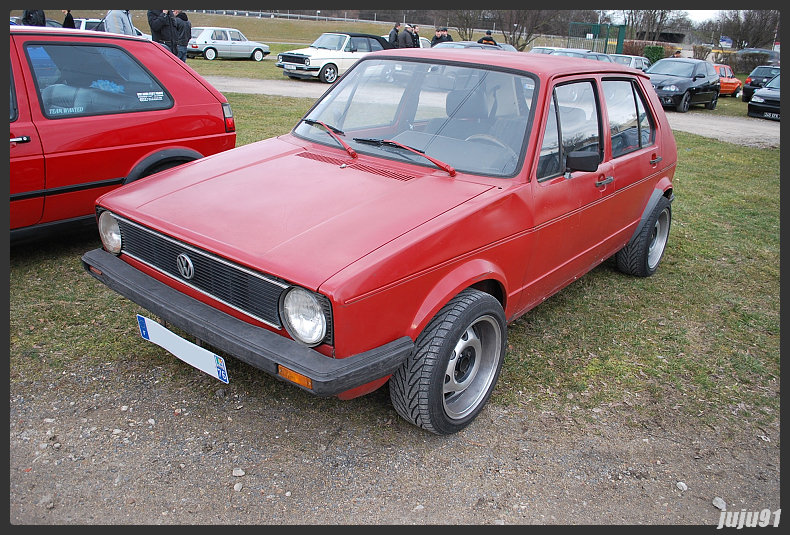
[611,56,631,65]
[310,33,346,51]
[765,74,780,89]
[646,60,694,78]
[292,58,536,178]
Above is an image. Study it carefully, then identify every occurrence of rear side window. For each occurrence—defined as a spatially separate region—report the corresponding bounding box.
[26,43,173,119]
[603,79,656,159]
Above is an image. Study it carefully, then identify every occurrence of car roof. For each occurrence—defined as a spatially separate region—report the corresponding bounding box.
[367,47,648,78]
[193,26,245,31]
[10,25,145,39]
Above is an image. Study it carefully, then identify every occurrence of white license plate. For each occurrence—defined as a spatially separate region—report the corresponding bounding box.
[764,112,779,119]
[137,314,229,383]
[284,64,296,70]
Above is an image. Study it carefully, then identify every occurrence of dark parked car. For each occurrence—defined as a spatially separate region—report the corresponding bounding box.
[550,48,613,62]
[646,57,720,112]
[747,73,780,121]
[736,48,780,66]
[10,15,63,28]
[10,26,237,244]
[82,48,676,435]
[742,65,781,102]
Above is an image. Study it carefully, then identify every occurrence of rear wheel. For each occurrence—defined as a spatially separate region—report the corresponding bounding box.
[389,289,506,435]
[732,86,742,99]
[705,93,718,110]
[203,48,217,61]
[616,196,672,277]
[319,63,338,83]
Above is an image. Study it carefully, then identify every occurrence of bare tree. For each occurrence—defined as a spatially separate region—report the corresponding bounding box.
[448,10,487,41]
[494,10,557,51]
[718,10,780,49]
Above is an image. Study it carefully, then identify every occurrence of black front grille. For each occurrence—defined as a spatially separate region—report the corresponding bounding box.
[280,54,308,65]
[117,217,287,329]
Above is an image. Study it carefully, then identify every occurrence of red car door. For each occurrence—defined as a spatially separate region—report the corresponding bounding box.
[10,37,45,230]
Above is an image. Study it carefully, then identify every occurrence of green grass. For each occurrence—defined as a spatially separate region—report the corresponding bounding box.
[10,80,779,440]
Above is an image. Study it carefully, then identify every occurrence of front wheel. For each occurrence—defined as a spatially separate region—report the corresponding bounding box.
[203,48,217,61]
[676,91,691,112]
[616,195,672,277]
[252,49,264,61]
[319,63,338,83]
[389,289,506,435]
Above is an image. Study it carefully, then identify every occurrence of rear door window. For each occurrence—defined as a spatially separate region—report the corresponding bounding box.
[27,43,173,119]
[602,79,656,158]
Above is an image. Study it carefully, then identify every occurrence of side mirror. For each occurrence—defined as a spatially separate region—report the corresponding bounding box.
[565,151,600,173]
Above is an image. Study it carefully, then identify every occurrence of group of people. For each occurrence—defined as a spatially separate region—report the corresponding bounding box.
[19,10,192,63]
[147,10,192,62]
[388,22,455,48]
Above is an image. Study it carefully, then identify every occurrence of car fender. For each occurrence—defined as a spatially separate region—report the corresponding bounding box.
[626,185,675,247]
[407,258,508,340]
[124,147,204,184]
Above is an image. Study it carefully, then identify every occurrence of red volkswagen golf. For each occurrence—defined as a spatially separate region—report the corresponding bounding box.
[82,48,676,435]
[10,26,236,244]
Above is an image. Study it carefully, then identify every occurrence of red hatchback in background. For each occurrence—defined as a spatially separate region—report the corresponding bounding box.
[715,63,743,98]
[10,26,236,244]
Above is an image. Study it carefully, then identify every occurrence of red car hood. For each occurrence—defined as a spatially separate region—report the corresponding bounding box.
[100,136,494,290]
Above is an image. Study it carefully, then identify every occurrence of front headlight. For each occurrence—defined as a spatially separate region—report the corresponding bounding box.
[98,210,122,255]
[277,54,282,63]
[281,287,327,346]
[304,58,310,66]
[661,84,680,92]
[750,95,765,103]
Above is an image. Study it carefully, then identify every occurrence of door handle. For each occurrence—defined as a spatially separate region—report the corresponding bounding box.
[595,176,613,187]
[650,156,663,165]
[10,135,31,144]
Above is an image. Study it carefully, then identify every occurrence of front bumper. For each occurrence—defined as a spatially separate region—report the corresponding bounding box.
[81,248,414,397]
[276,62,320,78]
[654,91,683,107]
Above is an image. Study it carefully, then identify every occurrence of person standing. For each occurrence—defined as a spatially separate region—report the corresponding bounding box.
[398,24,415,48]
[411,25,421,48]
[105,10,135,36]
[431,27,444,47]
[147,10,179,56]
[173,10,191,63]
[388,22,400,48]
[22,10,46,26]
[441,28,453,42]
[61,10,75,28]
[478,30,497,46]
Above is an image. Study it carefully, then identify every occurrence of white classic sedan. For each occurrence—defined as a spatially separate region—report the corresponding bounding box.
[188,26,270,61]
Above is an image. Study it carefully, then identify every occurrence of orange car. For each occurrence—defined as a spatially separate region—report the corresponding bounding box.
[715,63,743,98]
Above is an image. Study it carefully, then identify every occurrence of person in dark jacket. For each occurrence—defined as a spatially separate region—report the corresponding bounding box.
[441,28,453,42]
[411,25,421,48]
[22,10,46,26]
[61,10,75,28]
[388,22,400,48]
[478,30,497,46]
[147,10,180,56]
[173,10,191,62]
[397,24,415,48]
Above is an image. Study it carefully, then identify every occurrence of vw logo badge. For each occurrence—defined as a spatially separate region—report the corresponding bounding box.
[176,253,194,280]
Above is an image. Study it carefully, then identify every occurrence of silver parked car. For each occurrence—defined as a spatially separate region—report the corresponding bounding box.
[188,26,270,61]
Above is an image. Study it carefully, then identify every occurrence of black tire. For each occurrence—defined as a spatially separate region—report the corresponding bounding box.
[705,93,718,110]
[251,49,264,62]
[203,48,217,61]
[319,63,338,83]
[676,91,691,113]
[732,86,742,99]
[616,195,672,277]
[389,289,506,435]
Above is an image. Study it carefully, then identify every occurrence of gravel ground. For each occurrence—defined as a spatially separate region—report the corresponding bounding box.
[10,78,780,526]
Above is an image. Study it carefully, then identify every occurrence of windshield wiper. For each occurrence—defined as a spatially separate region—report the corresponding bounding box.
[302,119,357,159]
[352,138,456,177]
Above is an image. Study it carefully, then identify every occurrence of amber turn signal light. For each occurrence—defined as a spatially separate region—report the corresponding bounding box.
[278,365,313,390]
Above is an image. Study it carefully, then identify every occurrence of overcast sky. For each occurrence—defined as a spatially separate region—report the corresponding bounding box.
[685,10,719,23]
